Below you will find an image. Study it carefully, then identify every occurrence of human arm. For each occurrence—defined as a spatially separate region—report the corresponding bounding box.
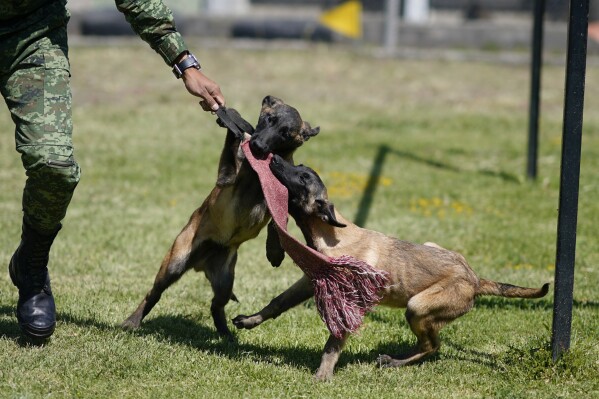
[115,0,225,110]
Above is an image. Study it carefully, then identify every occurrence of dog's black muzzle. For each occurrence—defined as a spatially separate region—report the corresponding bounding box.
[249,139,267,159]
[269,154,289,181]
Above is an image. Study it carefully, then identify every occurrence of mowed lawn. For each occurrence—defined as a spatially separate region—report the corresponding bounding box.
[1,40,598,398]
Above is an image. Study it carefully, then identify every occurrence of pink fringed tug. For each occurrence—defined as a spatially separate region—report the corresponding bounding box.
[242,141,389,338]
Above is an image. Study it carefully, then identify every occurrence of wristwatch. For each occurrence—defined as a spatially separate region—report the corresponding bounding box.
[172,52,201,79]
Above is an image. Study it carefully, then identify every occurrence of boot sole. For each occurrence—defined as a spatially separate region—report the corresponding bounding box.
[18,317,56,339]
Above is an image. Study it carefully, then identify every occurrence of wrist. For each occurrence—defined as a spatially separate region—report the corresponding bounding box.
[172,52,201,79]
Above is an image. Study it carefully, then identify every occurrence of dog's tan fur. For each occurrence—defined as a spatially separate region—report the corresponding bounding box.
[122,97,319,338]
[233,159,549,380]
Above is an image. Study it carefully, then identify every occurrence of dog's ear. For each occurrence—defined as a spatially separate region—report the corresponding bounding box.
[301,122,320,141]
[316,200,346,228]
[263,95,284,108]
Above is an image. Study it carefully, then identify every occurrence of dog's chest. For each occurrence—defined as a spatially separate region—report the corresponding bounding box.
[228,194,269,244]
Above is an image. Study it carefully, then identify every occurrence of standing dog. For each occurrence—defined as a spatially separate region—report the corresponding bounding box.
[122,96,319,339]
[233,155,549,380]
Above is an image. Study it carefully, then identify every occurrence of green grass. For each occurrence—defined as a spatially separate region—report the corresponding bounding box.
[1,41,598,398]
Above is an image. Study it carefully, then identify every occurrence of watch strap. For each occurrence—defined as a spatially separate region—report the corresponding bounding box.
[172,53,201,79]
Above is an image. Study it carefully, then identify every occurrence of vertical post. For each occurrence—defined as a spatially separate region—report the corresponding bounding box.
[384,0,400,54]
[551,0,589,362]
[527,0,546,180]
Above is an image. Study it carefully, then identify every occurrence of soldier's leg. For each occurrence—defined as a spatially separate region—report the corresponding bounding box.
[1,26,80,339]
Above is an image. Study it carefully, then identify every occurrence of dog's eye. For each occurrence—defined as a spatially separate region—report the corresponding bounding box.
[280,126,289,137]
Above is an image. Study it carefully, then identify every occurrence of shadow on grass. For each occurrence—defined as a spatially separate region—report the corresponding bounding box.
[0,305,53,347]
[0,305,21,340]
[122,315,438,373]
[354,144,520,227]
[474,296,599,311]
[136,315,508,372]
[4,300,575,372]
[0,302,503,371]
[53,308,509,373]
[0,303,473,370]
[444,342,503,370]
[135,315,323,371]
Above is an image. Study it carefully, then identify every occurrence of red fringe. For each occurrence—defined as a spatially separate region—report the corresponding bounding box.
[310,255,388,338]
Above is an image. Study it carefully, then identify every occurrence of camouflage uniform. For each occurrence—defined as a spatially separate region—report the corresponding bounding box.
[0,0,189,234]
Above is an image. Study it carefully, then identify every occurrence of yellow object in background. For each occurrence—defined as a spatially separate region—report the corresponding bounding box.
[319,0,362,39]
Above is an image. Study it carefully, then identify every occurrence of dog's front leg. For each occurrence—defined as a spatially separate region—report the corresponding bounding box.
[315,333,348,382]
[216,130,241,187]
[265,220,285,267]
[232,275,313,329]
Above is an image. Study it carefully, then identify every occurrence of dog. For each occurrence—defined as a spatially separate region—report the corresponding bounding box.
[233,155,549,380]
[121,96,319,339]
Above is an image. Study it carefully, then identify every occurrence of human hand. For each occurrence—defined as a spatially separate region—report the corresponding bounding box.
[182,67,225,112]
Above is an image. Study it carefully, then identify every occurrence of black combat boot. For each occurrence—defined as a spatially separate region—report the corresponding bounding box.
[9,221,61,339]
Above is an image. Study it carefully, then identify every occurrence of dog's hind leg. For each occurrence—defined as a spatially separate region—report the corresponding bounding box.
[203,244,238,340]
[378,281,474,368]
[122,218,199,330]
[232,275,313,330]
[378,311,442,367]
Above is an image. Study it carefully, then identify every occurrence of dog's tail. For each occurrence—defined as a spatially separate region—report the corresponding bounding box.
[476,279,549,299]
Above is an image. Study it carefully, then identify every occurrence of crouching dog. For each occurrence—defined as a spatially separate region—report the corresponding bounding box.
[122,96,319,339]
[233,155,549,381]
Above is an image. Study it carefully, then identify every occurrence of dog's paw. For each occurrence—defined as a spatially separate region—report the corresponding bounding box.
[231,315,247,329]
[314,369,333,382]
[377,354,394,368]
[377,354,410,368]
[121,317,141,331]
[232,314,262,330]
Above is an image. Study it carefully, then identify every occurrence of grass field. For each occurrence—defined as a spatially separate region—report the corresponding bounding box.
[1,40,598,398]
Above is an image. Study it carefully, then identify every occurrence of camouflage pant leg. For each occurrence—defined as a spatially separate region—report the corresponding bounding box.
[0,25,81,235]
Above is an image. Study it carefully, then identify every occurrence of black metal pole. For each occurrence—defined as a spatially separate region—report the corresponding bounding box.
[527,0,546,180]
[551,0,589,362]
